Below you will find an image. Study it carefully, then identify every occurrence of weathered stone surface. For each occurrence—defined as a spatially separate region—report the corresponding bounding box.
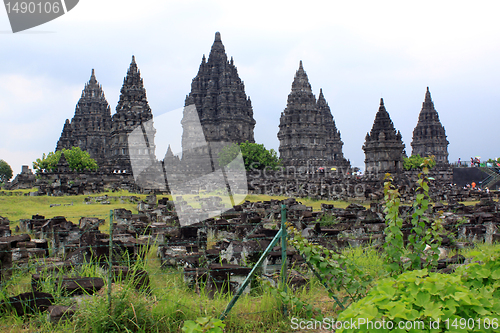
[0,241,12,282]
[32,274,104,296]
[207,263,252,297]
[0,234,31,248]
[48,305,77,323]
[56,69,112,167]
[109,56,157,175]
[363,98,406,175]
[411,87,449,164]
[184,32,256,145]
[1,291,54,316]
[278,61,349,170]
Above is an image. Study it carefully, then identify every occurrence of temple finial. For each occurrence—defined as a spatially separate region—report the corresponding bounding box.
[380,98,384,106]
[215,31,221,42]
[425,87,432,102]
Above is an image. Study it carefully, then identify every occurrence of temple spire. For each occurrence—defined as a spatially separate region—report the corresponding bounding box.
[90,69,96,83]
[279,63,349,169]
[411,87,449,164]
[363,98,406,175]
[207,31,227,65]
[424,86,433,104]
[56,69,111,166]
[182,31,255,149]
[291,61,312,93]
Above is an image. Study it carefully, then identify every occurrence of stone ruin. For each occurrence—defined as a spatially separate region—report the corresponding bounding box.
[1,190,499,319]
[5,32,453,195]
[277,61,350,170]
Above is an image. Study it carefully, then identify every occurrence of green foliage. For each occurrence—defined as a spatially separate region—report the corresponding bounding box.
[181,317,225,333]
[260,275,322,319]
[316,213,340,227]
[288,226,373,307]
[403,154,436,170]
[0,159,13,183]
[336,269,500,332]
[456,246,500,298]
[383,157,442,275]
[33,147,98,173]
[218,141,282,170]
[382,173,406,274]
[486,158,500,165]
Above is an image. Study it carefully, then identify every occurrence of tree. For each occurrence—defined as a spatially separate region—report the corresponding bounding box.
[33,147,98,173]
[403,154,436,171]
[218,141,282,170]
[0,159,13,183]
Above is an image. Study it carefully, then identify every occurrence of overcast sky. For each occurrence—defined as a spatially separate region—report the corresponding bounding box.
[1,0,499,176]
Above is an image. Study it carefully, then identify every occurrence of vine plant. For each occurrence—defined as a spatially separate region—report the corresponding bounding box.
[288,227,374,307]
[383,157,443,275]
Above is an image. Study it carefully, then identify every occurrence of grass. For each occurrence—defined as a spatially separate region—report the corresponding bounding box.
[0,188,497,332]
[0,242,345,332]
[0,189,362,227]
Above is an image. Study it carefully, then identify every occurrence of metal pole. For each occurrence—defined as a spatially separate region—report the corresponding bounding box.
[108,210,114,313]
[304,258,345,311]
[220,228,283,320]
[281,204,287,316]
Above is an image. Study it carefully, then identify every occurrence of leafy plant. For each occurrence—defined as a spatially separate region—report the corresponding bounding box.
[383,157,442,274]
[382,173,405,274]
[288,226,373,307]
[0,159,13,183]
[33,147,98,173]
[218,141,282,171]
[316,213,340,227]
[182,317,225,333]
[403,154,436,170]
[336,269,500,332]
[456,246,500,298]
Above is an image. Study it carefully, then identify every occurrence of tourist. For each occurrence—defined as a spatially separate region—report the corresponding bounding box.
[471,182,476,189]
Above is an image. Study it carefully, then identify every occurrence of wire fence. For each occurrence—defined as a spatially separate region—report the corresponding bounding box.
[0,204,373,331]
[0,196,497,331]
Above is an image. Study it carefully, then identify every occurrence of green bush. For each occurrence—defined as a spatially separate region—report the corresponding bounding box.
[33,147,98,173]
[336,269,500,332]
[217,141,281,171]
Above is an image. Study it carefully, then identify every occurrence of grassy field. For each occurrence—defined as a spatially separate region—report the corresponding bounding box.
[0,189,496,332]
[0,190,359,226]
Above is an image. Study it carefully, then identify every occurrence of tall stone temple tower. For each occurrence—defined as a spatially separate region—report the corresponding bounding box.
[411,87,449,164]
[108,56,157,173]
[278,61,349,169]
[363,98,406,175]
[182,32,256,149]
[56,69,112,166]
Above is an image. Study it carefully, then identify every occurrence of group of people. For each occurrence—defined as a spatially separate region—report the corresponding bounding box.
[464,182,490,193]
[470,157,481,167]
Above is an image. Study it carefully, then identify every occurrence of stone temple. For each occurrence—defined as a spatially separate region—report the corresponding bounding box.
[52,33,454,190]
[363,98,406,174]
[56,69,112,167]
[183,32,256,146]
[56,56,157,174]
[108,56,157,174]
[277,61,350,170]
[179,32,256,173]
[411,87,449,164]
